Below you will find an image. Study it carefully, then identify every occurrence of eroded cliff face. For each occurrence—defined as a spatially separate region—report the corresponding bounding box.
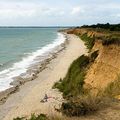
[85,40,120,89]
[66,28,120,89]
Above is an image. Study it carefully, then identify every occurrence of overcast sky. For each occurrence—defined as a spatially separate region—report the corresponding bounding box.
[0,0,120,26]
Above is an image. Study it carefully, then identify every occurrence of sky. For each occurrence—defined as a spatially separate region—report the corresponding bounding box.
[0,0,119,26]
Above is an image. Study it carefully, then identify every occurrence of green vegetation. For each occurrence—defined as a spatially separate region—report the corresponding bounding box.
[102,35,120,46]
[13,114,68,120]
[90,50,99,62]
[79,23,120,46]
[79,33,95,51]
[60,77,120,117]
[13,114,48,120]
[53,51,101,116]
[53,55,90,97]
[81,23,120,31]
[66,23,120,47]
[61,94,108,116]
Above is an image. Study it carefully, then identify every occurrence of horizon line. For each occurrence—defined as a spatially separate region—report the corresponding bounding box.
[0,26,77,28]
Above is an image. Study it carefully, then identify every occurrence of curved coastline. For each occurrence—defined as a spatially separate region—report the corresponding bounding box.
[0,32,67,104]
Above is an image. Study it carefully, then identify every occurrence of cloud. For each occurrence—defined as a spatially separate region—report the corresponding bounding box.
[71,6,84,15]
[0,0,119,26]
[116,14,120,17]
[111,13,120,18]
[0,2,65,20]
[0,9,36,18]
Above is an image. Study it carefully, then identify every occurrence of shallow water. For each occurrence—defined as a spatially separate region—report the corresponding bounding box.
[0,27,66,91]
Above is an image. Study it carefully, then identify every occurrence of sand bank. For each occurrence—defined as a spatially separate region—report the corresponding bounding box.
[0,34,87,120]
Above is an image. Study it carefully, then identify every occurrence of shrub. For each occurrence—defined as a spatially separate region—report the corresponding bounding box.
[61,94,107,116]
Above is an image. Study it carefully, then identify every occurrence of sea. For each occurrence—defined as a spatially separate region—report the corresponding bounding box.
[0,27,66,91]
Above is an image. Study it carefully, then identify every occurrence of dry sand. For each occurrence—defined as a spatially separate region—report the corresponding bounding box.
[0,34,87,120]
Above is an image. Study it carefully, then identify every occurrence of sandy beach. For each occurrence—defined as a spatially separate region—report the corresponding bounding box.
[0,34,87,120]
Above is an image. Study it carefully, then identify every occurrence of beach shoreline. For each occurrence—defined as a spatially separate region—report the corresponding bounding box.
[0,34,87,120]
[0,32,68,105]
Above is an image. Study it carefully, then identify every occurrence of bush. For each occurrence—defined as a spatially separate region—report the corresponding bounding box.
[61,94,107,116]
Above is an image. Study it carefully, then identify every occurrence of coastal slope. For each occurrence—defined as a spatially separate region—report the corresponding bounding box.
[65,27,120,89]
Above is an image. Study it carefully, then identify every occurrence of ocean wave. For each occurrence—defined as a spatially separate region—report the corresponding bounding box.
[0,64,3,67]
[0,32,66,91]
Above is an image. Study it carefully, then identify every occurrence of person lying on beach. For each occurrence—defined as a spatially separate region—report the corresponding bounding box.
[44,94,48,102]
[40,94,61,103]
[40,94,49,103]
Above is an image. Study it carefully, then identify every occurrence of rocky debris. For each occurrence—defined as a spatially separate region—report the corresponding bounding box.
[0,86,19,105]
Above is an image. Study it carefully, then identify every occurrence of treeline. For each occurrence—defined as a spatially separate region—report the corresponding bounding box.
[81,23,120,31]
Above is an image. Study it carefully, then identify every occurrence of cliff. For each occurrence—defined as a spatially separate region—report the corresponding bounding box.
[85,40,120,89]
[65,27,120,90]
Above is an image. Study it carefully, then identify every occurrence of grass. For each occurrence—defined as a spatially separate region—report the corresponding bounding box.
[53,55,90,97]
[79,31,120,47]
[79,33,95,51]
[90,50,99,62]
[102,35,120,46]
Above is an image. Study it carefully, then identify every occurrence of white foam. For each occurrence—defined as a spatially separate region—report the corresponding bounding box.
[0,33,66,91]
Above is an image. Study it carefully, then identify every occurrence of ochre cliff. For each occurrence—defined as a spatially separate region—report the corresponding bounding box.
[65,28,120,89]
[85,40,120,89]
